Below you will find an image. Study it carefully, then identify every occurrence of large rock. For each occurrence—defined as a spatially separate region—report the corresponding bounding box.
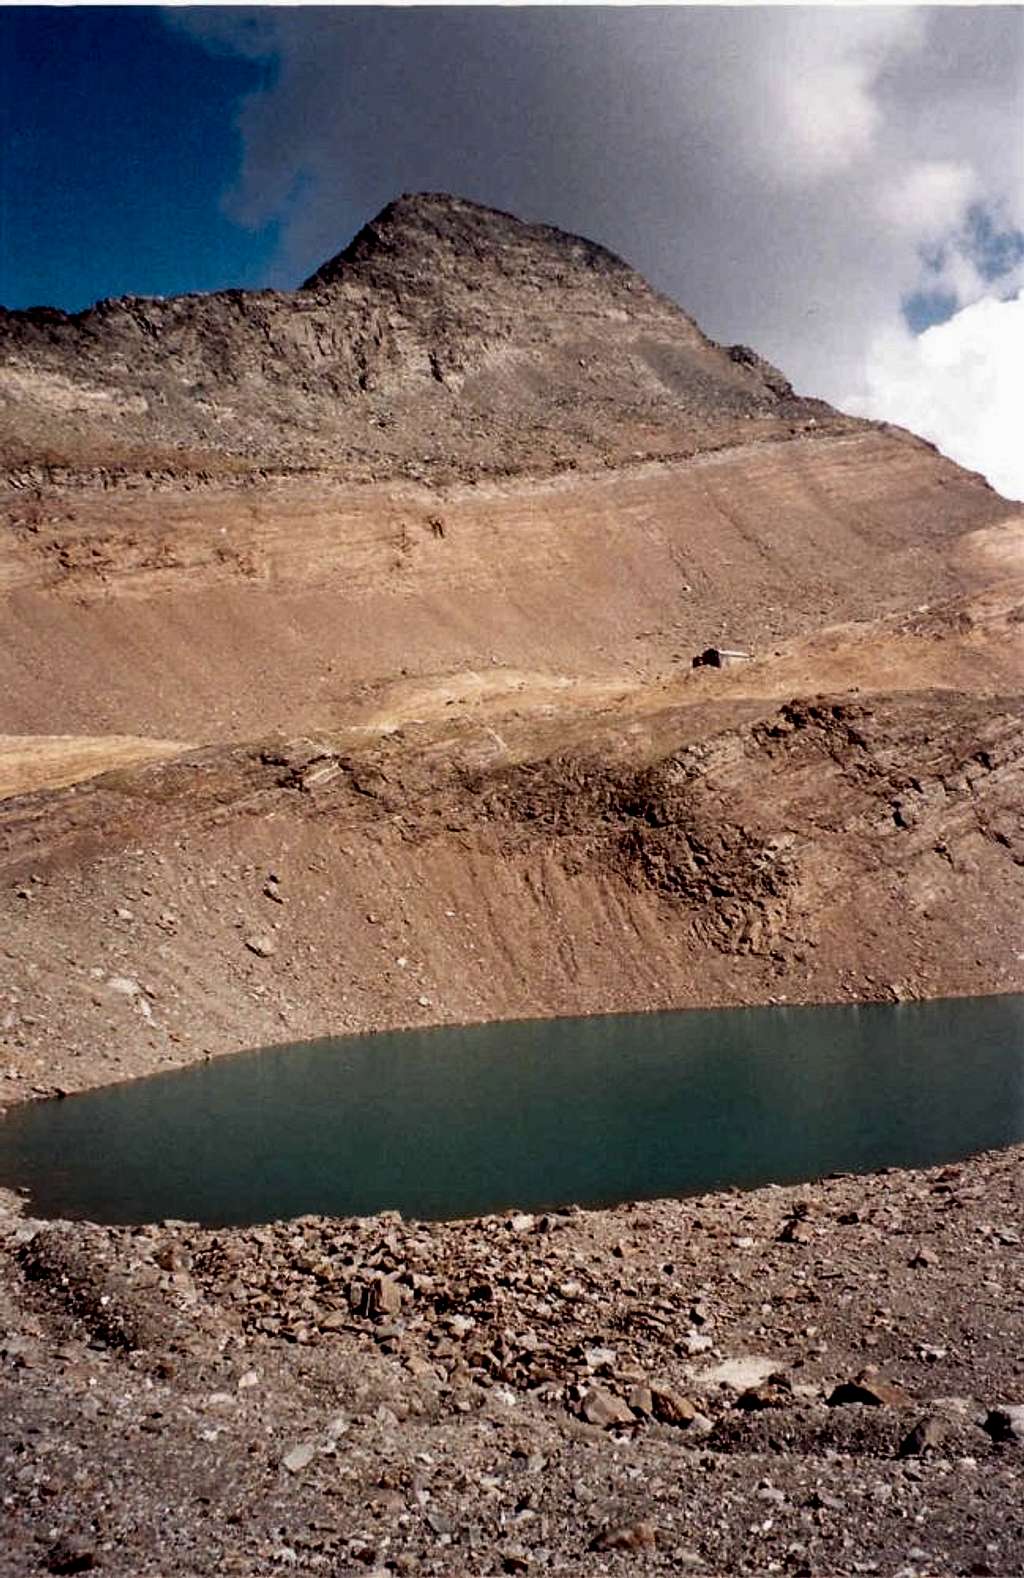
[984,1405,1024,1444]
[827,1369,912,1409]
[590,1522,658,1552]
[579,1386,634,1429]
[898,1415,948,1457]
[650,1383,699,1426]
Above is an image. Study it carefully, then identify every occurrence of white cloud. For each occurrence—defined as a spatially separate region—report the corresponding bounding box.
[846,291,1024,503]
[874,161,978,235]
[738,9,925,185]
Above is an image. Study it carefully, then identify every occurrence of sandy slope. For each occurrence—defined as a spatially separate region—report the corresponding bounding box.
[0,431,1012,742]
[0,735,187,800]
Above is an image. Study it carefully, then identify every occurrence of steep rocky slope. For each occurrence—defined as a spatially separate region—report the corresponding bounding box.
[0,684,1023,1100]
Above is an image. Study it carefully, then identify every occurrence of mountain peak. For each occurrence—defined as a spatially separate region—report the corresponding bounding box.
[0,190,844,481]
[301,192,638,294]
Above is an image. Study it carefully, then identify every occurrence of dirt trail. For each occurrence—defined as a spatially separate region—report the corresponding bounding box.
[0,734,188,800]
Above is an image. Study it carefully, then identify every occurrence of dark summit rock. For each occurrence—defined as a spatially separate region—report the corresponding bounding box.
[0,191,846,481]
[301,191,637,295]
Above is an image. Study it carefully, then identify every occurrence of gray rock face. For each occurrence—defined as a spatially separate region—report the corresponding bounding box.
[0,193,838,483]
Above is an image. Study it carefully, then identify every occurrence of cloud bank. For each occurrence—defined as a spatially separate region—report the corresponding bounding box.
[849,290,1024,501]
[178,7,1024,499]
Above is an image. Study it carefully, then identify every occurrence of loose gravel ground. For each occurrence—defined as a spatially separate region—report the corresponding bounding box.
[2,1142,1022,1576]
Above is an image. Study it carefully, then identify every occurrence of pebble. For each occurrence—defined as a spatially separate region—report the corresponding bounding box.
[107,976,141,996]
[281,1441,317,1474]
[808,1489,845,1512]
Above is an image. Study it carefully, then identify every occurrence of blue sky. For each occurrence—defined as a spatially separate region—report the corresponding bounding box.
[0,7,279,309]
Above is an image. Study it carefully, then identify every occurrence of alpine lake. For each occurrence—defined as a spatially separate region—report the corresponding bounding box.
[2,994,1023,1227]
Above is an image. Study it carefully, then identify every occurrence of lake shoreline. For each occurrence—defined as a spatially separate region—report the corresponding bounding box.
[6,979,1024,1113]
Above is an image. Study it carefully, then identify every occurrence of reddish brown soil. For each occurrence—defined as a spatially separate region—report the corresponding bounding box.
[1,428,1022,1098]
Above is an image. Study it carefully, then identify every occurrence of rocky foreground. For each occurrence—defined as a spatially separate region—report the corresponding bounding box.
[2,1140,1023,1577]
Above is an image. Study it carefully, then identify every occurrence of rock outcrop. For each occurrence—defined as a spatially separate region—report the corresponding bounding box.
[0,192,845,479]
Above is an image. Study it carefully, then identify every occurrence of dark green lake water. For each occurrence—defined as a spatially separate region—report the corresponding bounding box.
[3,995,1024,1227]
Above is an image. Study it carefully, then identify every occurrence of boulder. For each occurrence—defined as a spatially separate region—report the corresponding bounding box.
[828,1368,911,1409]
[580,1386,634,1428]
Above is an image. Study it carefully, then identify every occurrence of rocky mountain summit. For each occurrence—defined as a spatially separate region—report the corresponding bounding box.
[0,192,844,480]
